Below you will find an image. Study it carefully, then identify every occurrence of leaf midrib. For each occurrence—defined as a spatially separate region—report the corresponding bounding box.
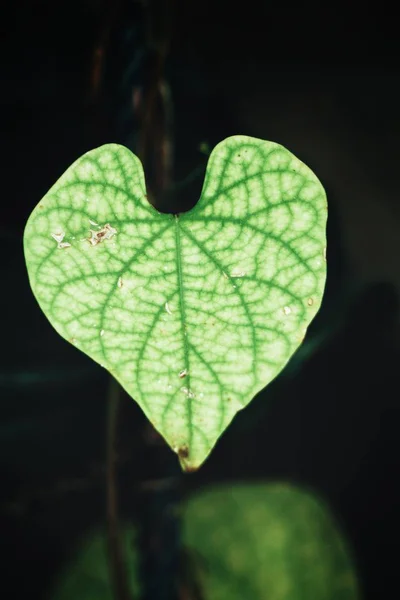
[174,215,193,447]
[179,221,258,389]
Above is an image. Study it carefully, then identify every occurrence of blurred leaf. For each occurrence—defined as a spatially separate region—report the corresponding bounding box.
[24,136,327,470]
[51,527,140,600]
[183,483,361,600]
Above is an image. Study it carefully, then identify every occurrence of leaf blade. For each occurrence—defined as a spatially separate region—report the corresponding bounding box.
[24,136,327,470]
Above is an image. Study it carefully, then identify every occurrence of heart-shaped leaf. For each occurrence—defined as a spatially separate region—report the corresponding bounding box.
[24,136,327,470]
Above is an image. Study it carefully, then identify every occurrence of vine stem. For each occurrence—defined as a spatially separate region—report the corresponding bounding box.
[100,2,205,598]
[106,377,133,600]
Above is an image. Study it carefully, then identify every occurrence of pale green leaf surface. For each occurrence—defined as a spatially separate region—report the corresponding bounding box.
[24,136,327,470]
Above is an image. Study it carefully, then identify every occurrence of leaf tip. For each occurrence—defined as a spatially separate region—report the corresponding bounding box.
[177,446,200,473]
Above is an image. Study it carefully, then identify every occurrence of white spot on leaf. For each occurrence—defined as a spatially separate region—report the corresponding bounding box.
[307,298,314,306]
[100,330,105,336]
[181,386,195,399]
[51,231,71,249]
[117,277,123,289]
[89,219,99,227]
[283,306,292,315]
[51,232,64,243]
[231,269,246,278]
[165,302,172,315]
[179,369,188,379]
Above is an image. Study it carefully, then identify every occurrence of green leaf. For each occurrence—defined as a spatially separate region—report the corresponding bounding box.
[23,136,327,470]
[183,484,360,600]
[51,527,140,600]
[49,484,360,600]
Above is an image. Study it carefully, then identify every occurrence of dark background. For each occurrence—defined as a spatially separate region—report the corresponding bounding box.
[1,1,399,599]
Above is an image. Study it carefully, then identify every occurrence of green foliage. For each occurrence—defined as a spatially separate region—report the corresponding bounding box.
[51,527,140,600]
[24,136,327,469]
[183,484,360,600]
[50,484,360,600]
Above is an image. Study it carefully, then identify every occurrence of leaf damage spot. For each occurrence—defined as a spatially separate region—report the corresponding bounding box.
[178,446,189,459]
[51,232,64,243]
[283,306,292,315]
[100,329,105,336]
[181,386,195,399]
[51,231,71,249]
[89,219,99,227]
[307,298,314,306]
[179,369,188,379]
[165,301,173,315]
[117,277,123,289]
[87,223,117,246]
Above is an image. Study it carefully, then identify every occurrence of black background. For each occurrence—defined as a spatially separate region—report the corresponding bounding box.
[1,1,399,599]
